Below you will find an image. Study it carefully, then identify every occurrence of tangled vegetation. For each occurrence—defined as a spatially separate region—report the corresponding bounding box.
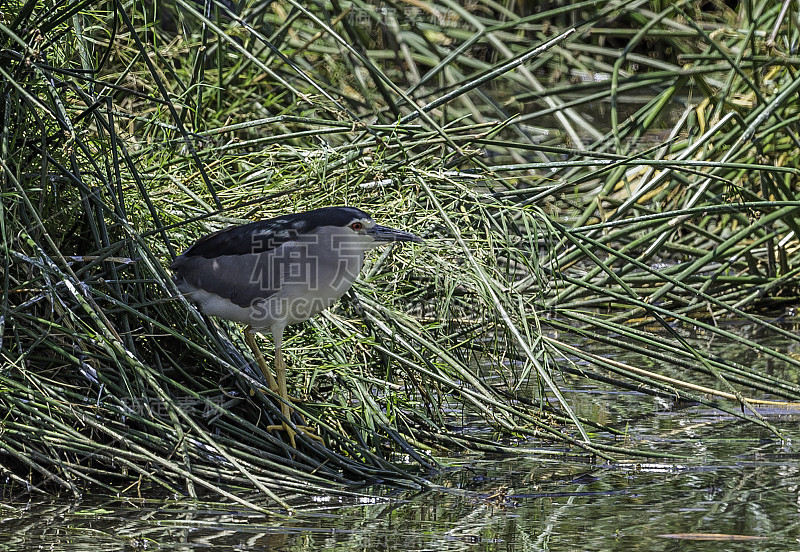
[2,0,800,509]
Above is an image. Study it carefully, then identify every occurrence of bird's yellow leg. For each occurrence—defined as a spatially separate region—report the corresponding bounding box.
[245,327,304,401]
[264,331,323,446]
[273,346,296,447]
[244,327,279,393]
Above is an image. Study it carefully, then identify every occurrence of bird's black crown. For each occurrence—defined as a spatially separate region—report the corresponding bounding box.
[175,206,372,259]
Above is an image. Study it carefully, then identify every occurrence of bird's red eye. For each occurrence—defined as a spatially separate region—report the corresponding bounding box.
[350,222,363,231]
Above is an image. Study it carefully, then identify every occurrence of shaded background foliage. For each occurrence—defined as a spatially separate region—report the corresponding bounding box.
[2,0,800,507]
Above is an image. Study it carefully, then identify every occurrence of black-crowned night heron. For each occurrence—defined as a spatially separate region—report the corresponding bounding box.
[171,206,423,446]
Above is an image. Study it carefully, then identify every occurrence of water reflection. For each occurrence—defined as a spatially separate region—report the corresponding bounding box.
[2,447,798,551]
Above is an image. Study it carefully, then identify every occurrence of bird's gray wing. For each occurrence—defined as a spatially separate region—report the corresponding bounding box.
[171,249,285,308]
[171,236,322,309]
[175,219,302,258]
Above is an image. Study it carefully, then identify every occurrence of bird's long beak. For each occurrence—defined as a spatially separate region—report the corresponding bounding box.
[367,225,424,244]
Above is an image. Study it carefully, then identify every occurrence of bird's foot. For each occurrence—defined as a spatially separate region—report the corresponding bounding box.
[251,386,302,403]
[266,422,324,447]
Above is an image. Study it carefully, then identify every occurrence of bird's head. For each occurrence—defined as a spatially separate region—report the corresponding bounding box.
[339,209,423,249]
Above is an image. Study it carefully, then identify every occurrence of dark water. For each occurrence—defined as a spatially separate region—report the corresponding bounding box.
[2,409,798,551]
